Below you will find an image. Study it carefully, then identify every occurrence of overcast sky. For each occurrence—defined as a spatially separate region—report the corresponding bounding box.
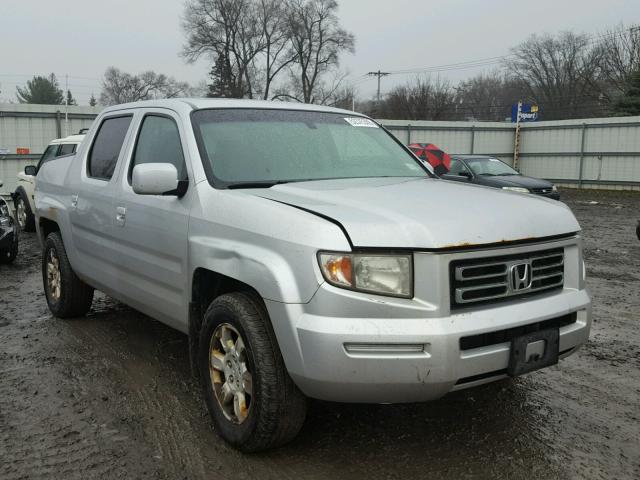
[1,0,638,104]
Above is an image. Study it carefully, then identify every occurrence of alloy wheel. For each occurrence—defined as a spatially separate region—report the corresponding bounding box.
[209,323,253,424]
[16,199,27,228]
[46,249,61,301]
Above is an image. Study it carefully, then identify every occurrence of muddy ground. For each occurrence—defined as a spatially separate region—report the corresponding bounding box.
[1,188,639,480]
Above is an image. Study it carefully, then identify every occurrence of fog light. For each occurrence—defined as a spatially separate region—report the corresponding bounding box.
[344,343,428,356]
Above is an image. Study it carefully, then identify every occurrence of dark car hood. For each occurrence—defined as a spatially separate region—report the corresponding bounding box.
[477,174,553,189]
[249,177,579,249]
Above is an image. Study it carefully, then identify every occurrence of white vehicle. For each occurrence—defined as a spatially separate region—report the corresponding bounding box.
[13,133,85,231]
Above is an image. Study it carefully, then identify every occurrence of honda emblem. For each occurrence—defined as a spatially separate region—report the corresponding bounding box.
[509,262,532,292]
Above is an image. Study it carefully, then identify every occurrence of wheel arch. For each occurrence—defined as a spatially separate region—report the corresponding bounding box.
[38,218,60,245]
[189,268,265,376]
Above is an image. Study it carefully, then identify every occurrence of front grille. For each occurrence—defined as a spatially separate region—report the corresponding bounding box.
[450,248,564,309]
[459,312,577,350]
[531,187,553,195]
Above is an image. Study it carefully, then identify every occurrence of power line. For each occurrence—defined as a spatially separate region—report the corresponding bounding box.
[380,24,639,76]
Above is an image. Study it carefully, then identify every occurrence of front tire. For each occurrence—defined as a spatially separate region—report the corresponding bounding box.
[42,232,94,318]
[14,191,35,232]
[199,292,307,452]
[0,231,18,264]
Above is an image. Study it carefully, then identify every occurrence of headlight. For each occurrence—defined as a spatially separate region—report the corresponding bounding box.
[318,252,413,298]
[502,186,530,193]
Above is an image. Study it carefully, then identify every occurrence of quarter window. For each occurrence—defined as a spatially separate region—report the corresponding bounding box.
[130,115,187,182]
[88,116,133,180]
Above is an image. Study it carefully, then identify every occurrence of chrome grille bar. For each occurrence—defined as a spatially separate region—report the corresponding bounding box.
[451,248,565,308]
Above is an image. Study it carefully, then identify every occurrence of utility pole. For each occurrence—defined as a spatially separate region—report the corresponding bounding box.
[64,74,69,137]
[513,100,522,171]
[367,70,390,105]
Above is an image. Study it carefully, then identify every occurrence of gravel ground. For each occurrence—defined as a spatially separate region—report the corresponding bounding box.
[1,188,639,480]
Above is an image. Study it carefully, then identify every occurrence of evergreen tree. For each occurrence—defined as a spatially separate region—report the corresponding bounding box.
[614,70,640,116]
[207,51,241,98]
[16,74,64,104]
[66,90,77,106]
[89,94,97,107]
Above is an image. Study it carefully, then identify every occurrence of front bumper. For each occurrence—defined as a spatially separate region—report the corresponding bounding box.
[535,191,561,201]
[267,289,590,403]
[265,237,591,403]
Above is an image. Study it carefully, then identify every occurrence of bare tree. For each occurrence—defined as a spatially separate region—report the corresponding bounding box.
[378,77,455,120]
[182,0,266,98]
[284,0,355,103]
[255,0,298,100]
[99,67,192,106]
[454,71,526,121]
[596,24,640,100]
[504,32,605,119]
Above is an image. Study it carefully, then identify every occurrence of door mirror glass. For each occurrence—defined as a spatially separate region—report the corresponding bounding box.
[24,165,37,176]
[132,163,180,196]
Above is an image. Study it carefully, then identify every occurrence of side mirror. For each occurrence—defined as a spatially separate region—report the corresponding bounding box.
[132,163,183,196]
[24,165,37,176]
[459,171,472,179]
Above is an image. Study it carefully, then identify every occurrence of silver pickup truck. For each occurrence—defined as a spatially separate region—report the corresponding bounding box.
[35,99,591,452]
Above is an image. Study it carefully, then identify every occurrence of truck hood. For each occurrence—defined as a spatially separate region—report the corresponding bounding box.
[250,177,579,249]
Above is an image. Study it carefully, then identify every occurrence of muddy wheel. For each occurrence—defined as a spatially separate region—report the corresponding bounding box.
[14,191,35,232]
[199,292,307,452]
[42,232,94,318]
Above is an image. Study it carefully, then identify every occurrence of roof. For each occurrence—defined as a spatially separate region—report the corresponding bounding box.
[50,134,85,144]
[101,98,359,116]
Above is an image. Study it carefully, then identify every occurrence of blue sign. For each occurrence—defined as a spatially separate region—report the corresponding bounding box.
[511,103,539,123]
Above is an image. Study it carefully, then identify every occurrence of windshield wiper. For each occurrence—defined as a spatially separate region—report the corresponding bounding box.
[227,180,291,189]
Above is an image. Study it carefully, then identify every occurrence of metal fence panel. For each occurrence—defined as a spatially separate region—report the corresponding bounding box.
[381,115,640,189]
[1,105,639,194]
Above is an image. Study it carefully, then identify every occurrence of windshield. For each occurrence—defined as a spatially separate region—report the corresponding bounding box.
[191,109,429,187]
[465,157,519,176]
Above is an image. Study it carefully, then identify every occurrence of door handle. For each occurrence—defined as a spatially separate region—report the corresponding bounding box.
[71,194,78,208]
[116,206,126,226]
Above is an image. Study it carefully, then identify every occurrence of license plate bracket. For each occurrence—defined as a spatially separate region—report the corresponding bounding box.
[508,328,559,377]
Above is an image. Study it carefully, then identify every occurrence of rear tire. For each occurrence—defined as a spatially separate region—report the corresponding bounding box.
[0,216,18,264]
[14,191,35,232]
[0,234,18,264]
[199,292,307,452]
[42,232,94,318]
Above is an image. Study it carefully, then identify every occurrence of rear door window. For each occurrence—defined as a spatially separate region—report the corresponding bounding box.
[88,116,133,180]
[58,143,76,156]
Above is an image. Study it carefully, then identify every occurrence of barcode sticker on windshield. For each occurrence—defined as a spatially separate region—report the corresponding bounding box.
[344,117,378,128]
